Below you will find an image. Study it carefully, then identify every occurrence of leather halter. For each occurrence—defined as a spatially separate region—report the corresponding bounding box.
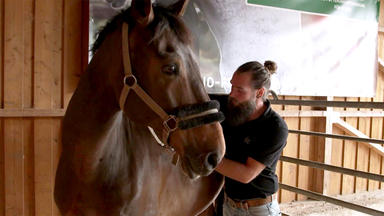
[119,22,223,162]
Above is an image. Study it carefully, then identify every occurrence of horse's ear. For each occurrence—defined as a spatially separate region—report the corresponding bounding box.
[130,0,154,25]
[169,0,190,17]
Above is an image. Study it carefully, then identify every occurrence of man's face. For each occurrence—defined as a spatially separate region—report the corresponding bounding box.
[228,72,255,106]
[226,72,257,126]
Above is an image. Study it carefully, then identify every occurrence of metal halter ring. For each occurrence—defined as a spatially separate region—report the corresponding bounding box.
[124,75,137,87]
[163,115,178,132]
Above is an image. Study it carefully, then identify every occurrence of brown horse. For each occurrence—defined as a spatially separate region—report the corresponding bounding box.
[54,0,225,215]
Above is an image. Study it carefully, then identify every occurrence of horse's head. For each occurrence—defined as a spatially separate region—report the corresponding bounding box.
[91,0,225,179]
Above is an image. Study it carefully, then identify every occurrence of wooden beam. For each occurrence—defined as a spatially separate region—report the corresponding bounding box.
[334,118,384,157]
[379,58,384,73]
[323,97,333,195]
[0,109,65,117]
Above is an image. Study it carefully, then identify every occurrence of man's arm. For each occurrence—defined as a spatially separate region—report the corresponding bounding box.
[215,157,266,184]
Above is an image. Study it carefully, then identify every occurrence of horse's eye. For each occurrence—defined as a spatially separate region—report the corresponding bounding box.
[162,64,179,76]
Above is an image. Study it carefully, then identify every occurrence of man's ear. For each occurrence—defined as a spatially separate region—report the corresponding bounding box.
[169,0,190,17]
[130,0,154,25]
[256,88,265,98]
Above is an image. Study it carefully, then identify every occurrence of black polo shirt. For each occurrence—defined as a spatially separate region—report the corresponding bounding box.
[211,95,288,200]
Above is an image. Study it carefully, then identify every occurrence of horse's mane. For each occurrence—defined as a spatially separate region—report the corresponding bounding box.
[91,4,192,55]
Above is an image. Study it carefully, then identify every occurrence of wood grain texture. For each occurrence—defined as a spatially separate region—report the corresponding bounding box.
[0,0,3,109]
[280,96,299,203]
[23,119,35,216]
[355,98,371,193]
[297,96,315,200]
[34,0,63,109]
[341,98,358,195]
[4,119,24,216]
[63,0,81,108]
[0,119,4,216]
[34,118,53,216]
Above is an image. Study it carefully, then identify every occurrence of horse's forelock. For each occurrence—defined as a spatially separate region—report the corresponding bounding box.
[149,7,191,46]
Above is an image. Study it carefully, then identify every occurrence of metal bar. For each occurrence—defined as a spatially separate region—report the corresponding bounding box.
[277,110,384,118]
[280,156,384,182]
[279,183,384,216]
[270,99,384,109]
[288,129,384,145]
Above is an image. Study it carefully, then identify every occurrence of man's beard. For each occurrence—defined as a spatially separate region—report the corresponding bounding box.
[226,97,256,126]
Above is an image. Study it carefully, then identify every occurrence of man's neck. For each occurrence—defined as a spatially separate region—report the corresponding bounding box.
[248,100,266,121]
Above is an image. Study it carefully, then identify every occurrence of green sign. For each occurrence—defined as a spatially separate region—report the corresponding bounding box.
[247,0,381,22]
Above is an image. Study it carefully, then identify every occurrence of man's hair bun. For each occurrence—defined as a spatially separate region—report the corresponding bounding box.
[264,60,277,75]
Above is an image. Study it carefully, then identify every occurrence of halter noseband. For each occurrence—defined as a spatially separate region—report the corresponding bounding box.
[119,22,224,162]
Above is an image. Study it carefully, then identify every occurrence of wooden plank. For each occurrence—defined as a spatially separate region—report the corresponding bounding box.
[297,96,313,200]
[0,0,3,109]
[328,97,346,196]
[3,0,25,215]
[312,115,325,194]
[355,115,370,192]
[368,117,383,190]
[334,119,384,156]
[34,0,63,109]
[0,119,4,216]
[280,96,299,202]
[23,0,34,108]
[328,125,344,195]
[341,97,358,195]
[321,96,333,196]
[4,0,23,109]
[0,108,65,117]
[23,119,35,216]
[63,0,81,108]
[4,119,24,216]
[0,1,4,215]
[52,119,62,216]
[34,0,63,214]
[34,118,53,216]
[276,158,282,203]
[81,0,89,76]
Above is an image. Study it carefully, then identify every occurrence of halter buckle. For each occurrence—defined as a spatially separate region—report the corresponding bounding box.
[123,75,137,87]
[164,115,178,132]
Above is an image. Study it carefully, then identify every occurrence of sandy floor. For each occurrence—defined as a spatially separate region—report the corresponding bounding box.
[280,189,384,216]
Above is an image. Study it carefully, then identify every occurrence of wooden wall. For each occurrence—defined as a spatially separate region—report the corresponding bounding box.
[0,0,87,215]
[0,0,383,215]
[277,0,384,203]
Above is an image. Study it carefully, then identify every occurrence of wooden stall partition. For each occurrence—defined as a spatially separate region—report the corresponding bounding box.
[325,97,345,196]
[0,0,86,215]
[378,0,384,190]
[280,96,300,203]
[296,96,321,200]
[34,0,63,214]
[3,1,26,216]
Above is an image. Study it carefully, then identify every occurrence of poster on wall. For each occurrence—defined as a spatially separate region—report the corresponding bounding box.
[89,0,381,97]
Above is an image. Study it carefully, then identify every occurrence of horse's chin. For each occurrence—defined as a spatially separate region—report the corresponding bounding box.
[180,159,201,180]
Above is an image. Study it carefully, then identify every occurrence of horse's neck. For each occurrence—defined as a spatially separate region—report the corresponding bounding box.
[64,71,120,137]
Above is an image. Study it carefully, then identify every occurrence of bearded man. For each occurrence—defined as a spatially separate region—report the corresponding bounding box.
[212,60,288,216]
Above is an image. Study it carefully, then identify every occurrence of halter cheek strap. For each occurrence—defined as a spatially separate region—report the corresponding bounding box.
[119,22,225,165]
[120,23,177,149]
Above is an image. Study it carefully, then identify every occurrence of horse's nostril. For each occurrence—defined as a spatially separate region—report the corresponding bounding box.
[206,152,219,170]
